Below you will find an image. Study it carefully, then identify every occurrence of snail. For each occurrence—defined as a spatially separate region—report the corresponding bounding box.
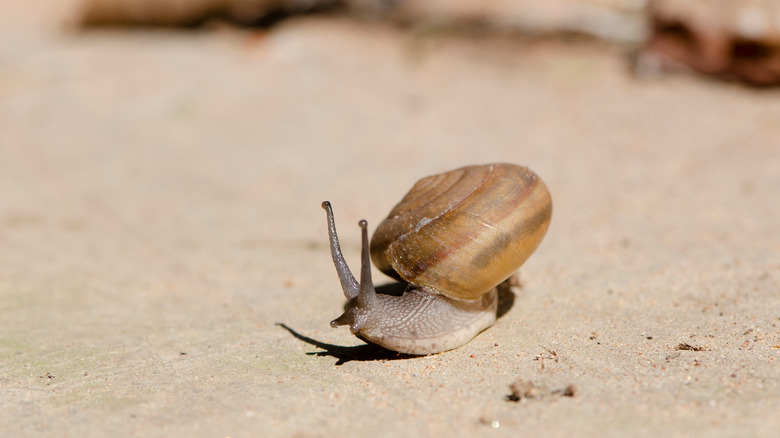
[321,163,552,355]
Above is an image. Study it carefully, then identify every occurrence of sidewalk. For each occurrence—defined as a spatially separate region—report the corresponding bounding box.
[1,3,779,437]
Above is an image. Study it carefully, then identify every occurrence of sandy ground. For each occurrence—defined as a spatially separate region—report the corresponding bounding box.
[1,3,780,437]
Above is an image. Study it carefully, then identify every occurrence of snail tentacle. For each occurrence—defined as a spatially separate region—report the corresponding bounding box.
[326,212,378,333]
[356,220,378,311]
[321,201,359,300]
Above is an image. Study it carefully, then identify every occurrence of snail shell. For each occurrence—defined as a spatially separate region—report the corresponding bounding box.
[322,163,552,355]
[370,163,552,301]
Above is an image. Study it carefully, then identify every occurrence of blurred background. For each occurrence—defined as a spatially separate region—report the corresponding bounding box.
[3,0,779,250]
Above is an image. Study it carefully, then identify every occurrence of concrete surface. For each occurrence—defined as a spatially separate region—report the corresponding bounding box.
[1,3,779,437]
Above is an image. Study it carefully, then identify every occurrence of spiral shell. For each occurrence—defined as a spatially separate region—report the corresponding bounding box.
[369,163,552,301]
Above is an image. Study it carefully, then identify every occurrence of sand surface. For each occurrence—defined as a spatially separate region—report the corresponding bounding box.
[1,3,779,437]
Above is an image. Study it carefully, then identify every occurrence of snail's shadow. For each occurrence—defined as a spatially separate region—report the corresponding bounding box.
[497,281,516,318]
[277,281,516,365]
[275,323,414,365]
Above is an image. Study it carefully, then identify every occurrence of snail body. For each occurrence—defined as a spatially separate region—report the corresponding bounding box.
[322,163,552,355]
